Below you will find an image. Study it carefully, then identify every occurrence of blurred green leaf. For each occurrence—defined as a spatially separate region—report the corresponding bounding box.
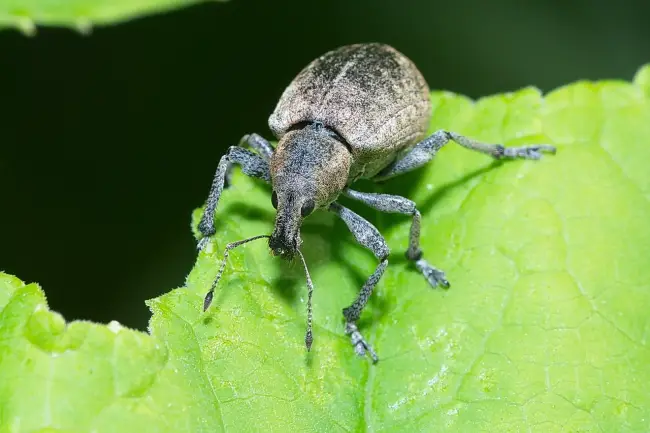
[0,0,223,35]
[2,64,649,432]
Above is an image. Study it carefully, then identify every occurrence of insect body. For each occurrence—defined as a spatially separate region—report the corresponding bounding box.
[198,43,555,362]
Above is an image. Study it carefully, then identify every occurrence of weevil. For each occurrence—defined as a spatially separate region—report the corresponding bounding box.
[197,43,555,363]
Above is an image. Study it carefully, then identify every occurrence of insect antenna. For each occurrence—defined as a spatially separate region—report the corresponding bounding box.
[202,234,270,311]
[296,248,315,351]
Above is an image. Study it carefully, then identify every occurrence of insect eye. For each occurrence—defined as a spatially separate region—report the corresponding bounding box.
[271,191,278,209]
[301,199,315,217]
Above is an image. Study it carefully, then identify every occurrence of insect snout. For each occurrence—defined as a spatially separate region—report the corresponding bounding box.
[268,234,297,259]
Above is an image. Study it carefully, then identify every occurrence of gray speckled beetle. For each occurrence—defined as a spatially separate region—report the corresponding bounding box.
[198,43,555,362]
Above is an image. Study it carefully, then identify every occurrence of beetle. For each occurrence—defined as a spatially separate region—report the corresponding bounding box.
[197,43,555,363]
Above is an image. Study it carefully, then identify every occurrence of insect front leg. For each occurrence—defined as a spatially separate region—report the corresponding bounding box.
[225,133,274,186]
[344,189,449,289]
[197,146,270,250]
[374,130,556,181]
[241,133,274,160]
[329,202,390,363]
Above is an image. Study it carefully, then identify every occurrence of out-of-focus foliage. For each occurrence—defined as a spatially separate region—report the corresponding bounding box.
[0,0,224,35]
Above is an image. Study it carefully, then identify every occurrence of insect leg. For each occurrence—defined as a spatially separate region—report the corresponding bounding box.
[225,133,274,186]
[344,189,449,289]
[374,130,556,181]
[241,133,274,161]
[329,202,390,363]
[197,146,271,250]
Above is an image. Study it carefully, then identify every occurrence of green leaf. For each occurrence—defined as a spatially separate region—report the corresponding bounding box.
[2,65,650,432]
[0,0,223,35]
[0,273,224,432]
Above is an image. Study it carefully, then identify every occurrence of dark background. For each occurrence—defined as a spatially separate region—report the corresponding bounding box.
[1,0,648,330]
